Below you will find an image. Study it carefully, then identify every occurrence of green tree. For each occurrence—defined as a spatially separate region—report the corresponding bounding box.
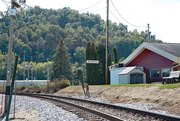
[108,52,112,84]
[73,47,86,64]
[113,47,118,63]
[0,52,7,79]
[86,42,91,84]
[51,39,73,81]
[97,44,106,84]
[73,69,83,85]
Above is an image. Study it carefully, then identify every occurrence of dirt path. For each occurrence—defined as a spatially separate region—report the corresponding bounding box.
[57,86,180,115]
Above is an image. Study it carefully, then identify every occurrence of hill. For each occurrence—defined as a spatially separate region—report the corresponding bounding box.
[0,6,162,80]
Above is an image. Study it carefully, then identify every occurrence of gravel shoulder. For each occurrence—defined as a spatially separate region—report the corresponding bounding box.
[1,95,84,121]
[7,110,42,121]
[57,86,180,116]
[1,85,180,120]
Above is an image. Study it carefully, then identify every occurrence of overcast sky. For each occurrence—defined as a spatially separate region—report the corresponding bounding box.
[0,0,180,43]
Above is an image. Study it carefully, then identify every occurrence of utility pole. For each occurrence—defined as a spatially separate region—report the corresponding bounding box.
[27,65,29,81]
[23,55,25,85]
[147,24,151,42]
[5,0,15,113]
[47,58,49,83]
[106,0,109,85]
[31,56,33,83]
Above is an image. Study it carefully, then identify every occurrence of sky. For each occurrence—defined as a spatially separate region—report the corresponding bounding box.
[0,0,180,43]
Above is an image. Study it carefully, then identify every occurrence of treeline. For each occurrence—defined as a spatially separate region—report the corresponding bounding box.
[0,6,162,82]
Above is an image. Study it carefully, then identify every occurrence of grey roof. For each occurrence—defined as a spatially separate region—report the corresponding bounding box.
[147,42,180,57]
[118,66,136,75]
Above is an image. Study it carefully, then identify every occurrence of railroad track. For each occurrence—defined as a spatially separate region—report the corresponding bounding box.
[15,93,180,121]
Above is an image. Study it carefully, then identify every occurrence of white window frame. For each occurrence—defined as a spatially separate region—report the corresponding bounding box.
[150,69,160,78]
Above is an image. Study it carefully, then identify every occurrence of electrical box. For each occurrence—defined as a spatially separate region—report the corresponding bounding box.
[19,0,26,3]
[9,9,16,16]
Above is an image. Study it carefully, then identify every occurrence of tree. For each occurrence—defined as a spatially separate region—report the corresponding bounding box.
[108,52,112,84]
[51,39,73,81]
[113,47,118,63]
[97,44,106,84]
[73,47,86,64]
[86,42,99,85]
[73,69,83,85]
[86,42,91,84]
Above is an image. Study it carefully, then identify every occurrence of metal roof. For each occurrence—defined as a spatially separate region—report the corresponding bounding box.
[122,42,180,66]
[118,66,136,75]
[147,43,180,57]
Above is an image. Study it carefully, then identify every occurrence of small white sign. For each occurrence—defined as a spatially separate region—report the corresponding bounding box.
[9,9,16,16]
[86,60,99,64]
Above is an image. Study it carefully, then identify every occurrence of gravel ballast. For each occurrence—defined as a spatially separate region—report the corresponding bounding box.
[0,94,84,121]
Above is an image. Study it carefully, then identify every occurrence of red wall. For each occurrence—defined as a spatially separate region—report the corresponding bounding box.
[128,49,173,83]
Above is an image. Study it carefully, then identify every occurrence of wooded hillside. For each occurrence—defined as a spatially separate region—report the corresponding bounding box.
[0,6,161,81]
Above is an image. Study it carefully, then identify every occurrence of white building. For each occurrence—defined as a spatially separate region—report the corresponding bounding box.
[109,66,146,85]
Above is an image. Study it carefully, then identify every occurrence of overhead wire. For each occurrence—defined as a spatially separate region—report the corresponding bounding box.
[2,0,10,7]
[110,0,146,28]
[110,10,121,23]
[91,6,106,13]
[78,0,104,12]
[2,0,11,3]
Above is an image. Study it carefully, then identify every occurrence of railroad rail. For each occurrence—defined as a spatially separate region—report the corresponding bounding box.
[17,93,123,121]
[15,93,180,121]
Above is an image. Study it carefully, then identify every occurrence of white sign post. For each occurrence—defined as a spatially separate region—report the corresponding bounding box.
[86,60,99,64]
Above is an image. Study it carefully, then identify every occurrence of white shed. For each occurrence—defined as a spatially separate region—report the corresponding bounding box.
[110,66,146,85]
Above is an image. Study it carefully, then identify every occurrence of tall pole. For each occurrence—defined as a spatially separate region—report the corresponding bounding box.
[23,55,25,85]
[106,0,109,84]
[47,58,49,83]
[28,66,29,81]
[31,56,33,82]
[147,24,151,42]
[5,0,15,113]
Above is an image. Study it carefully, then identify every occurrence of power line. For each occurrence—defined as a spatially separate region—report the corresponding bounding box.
[2,0,10,7]
[91,6,106,13]
[78,0,104,12]
[110,10,121,23]
[3,0,11,3]
[110,0,146,28]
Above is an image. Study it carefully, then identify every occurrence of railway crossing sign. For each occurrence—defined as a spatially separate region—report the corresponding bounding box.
[86,60,99,64]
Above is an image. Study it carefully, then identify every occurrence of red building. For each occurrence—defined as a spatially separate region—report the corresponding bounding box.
[121,42,180,83]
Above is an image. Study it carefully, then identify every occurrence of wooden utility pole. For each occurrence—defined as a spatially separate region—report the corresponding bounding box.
[23,55,25,85]
[5,0,15,113]
[106,0,109,84]
[147,24,151,42]
[47,58,49,83]
[31,56,33,82]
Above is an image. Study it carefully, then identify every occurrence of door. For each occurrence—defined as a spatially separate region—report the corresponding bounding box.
[130,73,143,84]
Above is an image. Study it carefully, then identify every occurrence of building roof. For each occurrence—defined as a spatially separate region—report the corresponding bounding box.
[118,66,136,75]
[147,43,180,57]
[123,42,180,66]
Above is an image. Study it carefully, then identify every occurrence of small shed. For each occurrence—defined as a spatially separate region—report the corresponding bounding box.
[110,66,146,85]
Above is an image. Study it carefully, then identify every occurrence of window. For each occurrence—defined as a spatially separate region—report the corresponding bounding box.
[150,69,160,78]
[161,68,171,77]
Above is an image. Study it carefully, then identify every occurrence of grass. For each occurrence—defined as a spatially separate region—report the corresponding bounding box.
[159,83,180,89]
[0,81,180,92]
[12,79,71,93]
[94,83,180,89]
[101,84,158,87]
